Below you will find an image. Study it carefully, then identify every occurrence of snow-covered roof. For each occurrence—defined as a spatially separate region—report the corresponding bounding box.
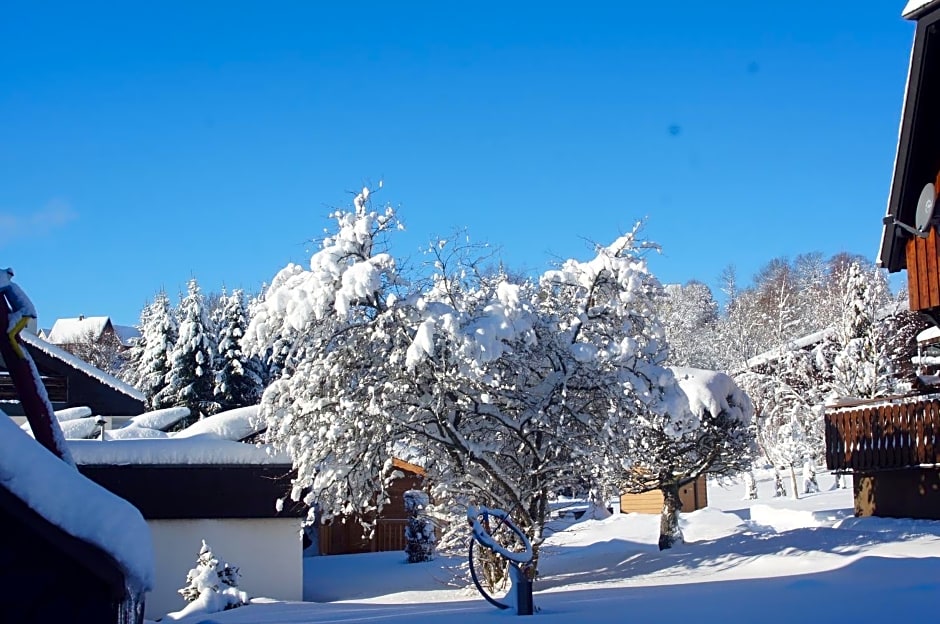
[743,302,908,370]
[902,0,940,19]
[113,324,141,347]
[744,327,834,370]
[45,316,111,344]
[22,331,146,402]
[173,405,265,441]
[0,410,154,591]
[917,325,940,343]
[126,406,190,431]
[69,435,289,465]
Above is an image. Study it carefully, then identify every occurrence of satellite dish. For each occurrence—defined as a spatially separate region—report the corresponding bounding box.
[915,182,937,233]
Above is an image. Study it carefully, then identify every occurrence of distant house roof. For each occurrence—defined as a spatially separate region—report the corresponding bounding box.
[741,302,909,371]
[917,324,940,343]
[113,324,141,347]
[46,316,113,344]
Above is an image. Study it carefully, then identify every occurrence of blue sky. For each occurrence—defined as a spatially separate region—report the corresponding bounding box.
[0,2,916,327]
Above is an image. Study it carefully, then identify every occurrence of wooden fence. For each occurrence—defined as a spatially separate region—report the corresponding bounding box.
[825,398,940,471]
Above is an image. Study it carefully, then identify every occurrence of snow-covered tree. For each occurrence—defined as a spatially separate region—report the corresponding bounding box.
[62,326,125,376]
[177,540,248,613]
[736,347,828,500]
[214,289,264,410]
[613,367,755,549]
[829,262,894,400]
[658,281,721,369]
[245,189,688,572]
[125,291,178,410]
[403,490,435,563]
[158,279,217,420]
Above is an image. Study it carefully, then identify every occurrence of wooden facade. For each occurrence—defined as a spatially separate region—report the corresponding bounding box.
[318,458,428,555]
[867,1,940,521]
[905,226,940,313]
[825,396,940,519]
[619,476,708,515]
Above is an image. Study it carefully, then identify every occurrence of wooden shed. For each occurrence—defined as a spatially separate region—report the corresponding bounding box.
[619,476,708,515]
[318,457,428,555]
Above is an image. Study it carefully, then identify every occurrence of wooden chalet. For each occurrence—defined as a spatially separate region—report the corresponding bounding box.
[828,0,940,520]
[0,332,146,416]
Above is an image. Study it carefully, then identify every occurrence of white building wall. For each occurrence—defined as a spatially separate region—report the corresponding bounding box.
[145,517,303,619]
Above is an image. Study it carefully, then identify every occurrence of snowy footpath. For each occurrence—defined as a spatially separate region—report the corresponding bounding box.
[154,474,940,623]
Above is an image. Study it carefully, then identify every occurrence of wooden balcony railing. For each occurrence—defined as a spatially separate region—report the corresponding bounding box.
[825,397,940,471]
[319,518,411,555]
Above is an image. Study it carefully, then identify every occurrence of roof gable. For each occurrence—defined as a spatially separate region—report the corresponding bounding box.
[879,6,940,271]
[21,332,146,406]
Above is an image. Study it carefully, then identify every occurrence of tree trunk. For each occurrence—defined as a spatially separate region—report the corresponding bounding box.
[773,470,786,498]
[658,481,684,551]
[802,461,819,494]
[788,465,800,500]
[743,469,758,500]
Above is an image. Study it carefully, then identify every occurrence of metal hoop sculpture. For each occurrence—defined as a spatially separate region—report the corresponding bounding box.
[466,506,534,614]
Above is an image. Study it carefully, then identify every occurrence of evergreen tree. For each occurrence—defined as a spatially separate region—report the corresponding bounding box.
[129,291,178,410]
[403,490,436,563]
[214,289,264,410]
[158,279,217,419]
[830,262,893,399]
[178,540,247,610]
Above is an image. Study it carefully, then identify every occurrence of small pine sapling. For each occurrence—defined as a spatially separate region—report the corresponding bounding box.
[403,490,436,563]
[178,540,248,610]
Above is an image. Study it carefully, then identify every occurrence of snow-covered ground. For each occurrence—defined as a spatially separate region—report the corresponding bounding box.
[154,471,940,623]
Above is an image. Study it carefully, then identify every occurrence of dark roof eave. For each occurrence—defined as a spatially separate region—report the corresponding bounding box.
[904,0,940,21]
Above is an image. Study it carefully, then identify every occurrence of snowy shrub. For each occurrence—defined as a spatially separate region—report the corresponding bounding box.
[177,540,248,611]
[404,489,435,563]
